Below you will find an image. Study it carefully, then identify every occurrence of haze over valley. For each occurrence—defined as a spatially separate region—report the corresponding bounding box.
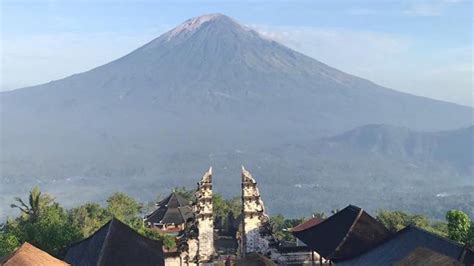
[1,14,472,219]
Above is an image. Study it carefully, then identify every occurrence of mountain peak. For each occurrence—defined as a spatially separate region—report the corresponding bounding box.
[164,13,239,41]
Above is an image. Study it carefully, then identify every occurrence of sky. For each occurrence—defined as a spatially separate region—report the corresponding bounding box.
[1,0,472,106]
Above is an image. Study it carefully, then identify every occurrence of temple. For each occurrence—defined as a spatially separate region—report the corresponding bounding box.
[144,192,193,234]
[239,166,280,260]
[172,167,215,265]
[12,166,471,265]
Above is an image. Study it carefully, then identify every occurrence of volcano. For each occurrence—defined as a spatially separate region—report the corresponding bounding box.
[1,14,472,217]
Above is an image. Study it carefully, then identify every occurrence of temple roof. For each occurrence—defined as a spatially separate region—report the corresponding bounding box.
[394,247,463,266]
[290,217,324,232]
[0,242,69,266]
[292,205,391,262]
[64,218,165,266]
[145,192,193,225]
[337,225,467,265]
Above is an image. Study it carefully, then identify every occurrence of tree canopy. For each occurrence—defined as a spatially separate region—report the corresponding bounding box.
[1,187,473,258]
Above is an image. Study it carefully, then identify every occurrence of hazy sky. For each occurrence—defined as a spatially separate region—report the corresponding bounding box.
[1,0,472,106]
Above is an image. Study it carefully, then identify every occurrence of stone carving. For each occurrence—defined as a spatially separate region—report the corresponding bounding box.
[195,167,215,263]
[176,167,215,265]
[239,166,280,260]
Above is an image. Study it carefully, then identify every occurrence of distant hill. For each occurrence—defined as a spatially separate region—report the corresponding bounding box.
[1,14,472,219]
[320,125,473,173]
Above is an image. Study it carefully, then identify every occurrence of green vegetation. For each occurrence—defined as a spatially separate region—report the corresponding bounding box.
[446,210,471,244]
[376,210,444,235]
[376,209,474,248]
[0,188,175,257]
[1,187,473,258]
[270,214,303,242]
[3,187,81,256]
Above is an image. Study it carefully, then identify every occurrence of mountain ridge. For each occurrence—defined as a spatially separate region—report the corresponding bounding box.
[1,13,472,219]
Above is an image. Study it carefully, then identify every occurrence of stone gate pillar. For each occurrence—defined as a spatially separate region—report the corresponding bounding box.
[240,166,279,259]
[195,167,214,263]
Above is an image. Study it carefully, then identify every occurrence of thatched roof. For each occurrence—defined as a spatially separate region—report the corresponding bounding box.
[292,205,391,262]
[337,226,466,265]
[290,217,324,233]
[0,242,69,266]
[394,247,463,266]
[64,218,165,266]
[459,246,474,266]
[144,192,193,225]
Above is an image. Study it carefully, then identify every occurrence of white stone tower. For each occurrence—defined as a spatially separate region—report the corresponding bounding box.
[240,166,279,258]
[194,167,214,263]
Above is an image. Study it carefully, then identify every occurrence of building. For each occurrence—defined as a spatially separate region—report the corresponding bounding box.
[0,242,69,266]
[239,166,280,260]
[173,167,215,265]
[394,247,463,266]
[337,225,472,265]
[292,205,392,264]
[272,216,326,265]
[144,192,193,234]
[194,166,215,263]
[289,216,324,247]
[64,218,165,266]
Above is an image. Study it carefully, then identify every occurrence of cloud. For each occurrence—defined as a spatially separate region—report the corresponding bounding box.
[1,24,472,107]
[249,24,411,73]
[249,24,473,106]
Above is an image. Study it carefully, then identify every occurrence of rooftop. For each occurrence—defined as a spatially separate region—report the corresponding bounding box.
[292,205,392,262]
[64,218,165,266]
[0,242,69,266]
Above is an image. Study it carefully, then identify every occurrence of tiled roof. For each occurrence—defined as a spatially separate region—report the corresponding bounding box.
[290,217,324,232]
[145,192,193,225]
[394,247,463,266]
[64,218,165,266]
[0,242,69,266]
[292,205,392,262]
[337,225,466,265]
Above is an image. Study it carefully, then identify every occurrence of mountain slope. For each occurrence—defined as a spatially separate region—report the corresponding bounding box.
[319,124,474,173]
[1,14,472,219]
[2,14,471,133]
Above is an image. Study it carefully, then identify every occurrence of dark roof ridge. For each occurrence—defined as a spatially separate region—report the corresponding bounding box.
[340,224,465,263]
[156,192,189,207]
[65,219,113,250]
[297,205,362,234]
[97,218,117,265]
[404,225,463,248]
[330,207,364,257]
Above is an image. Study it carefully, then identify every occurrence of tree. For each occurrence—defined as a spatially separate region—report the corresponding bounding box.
[5,188,82,256]
[174,187,195,203]
[226,196,242,219]
[68,203,110,236]
[10,187,53,223]
[0,219,21,257]
[106,192,142,224]
[136,226,176,249]
[376,210,411,232]
[270,214,303,242]
[376,209,447,236]
[312,212,327,220]
[21,202,82,255]
[446,210,471,243]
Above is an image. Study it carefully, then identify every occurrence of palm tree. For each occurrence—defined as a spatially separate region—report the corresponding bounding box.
[10,187,46,222]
